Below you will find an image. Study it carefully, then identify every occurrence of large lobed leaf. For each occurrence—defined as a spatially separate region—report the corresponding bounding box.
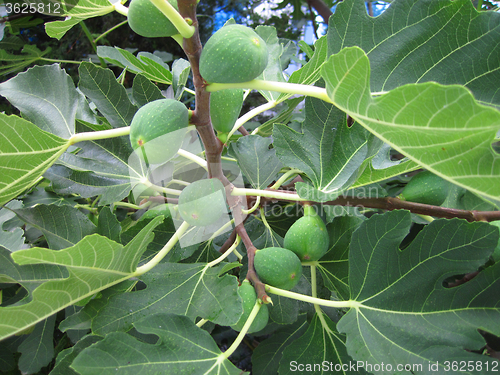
[0,217,163,341]
[89,261,241,335]
[338,210,500,372]
[71,313,244,375]
[321,47,500,200]
[328,0,500,107]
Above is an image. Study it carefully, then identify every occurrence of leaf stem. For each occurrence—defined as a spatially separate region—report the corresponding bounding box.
[207,80,332,103]
[266,285,356,308]
[141,179,182,196]
[196,318,208,327]
[94,20,129,43]
[229,100,277,139]
[134,220,190,276]
[39,58,82,65]
[79,21,107,68]
[242,196,261,215]
[112,1,129,16]
[231,187,307,202]
[269,169,302,189]
[220,300,262,360]
[113,201,152,210]
[149,0,195,38]
[259,207,272,231]
[310,264,325,316]
[69,126,130,145]
[207,235,240,268]
[177,148,208,170]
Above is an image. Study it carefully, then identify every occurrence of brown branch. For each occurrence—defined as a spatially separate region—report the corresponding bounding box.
[326,196,500,222]
[238,126,250,136]
[251,187,500,222]
[218,228,237,254]
[177,1,265,304]
[177,0,223,180]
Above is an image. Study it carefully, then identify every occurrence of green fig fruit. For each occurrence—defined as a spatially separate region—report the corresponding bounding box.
[129,99,189,164]
[178,178,227,226]
[254,247,302,290]
[283,209,329,261]
[210,88,244,134]
[400,170,452,206]
[231,280,269,333]
[200,24,268,83]
[128,0,179,38]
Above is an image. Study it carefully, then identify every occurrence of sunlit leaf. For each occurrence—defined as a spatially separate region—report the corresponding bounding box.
[0,216,163,341]
[321,47,500,200]
[0,114,68,207]
[328,0,500,106]
[44,0,115,40]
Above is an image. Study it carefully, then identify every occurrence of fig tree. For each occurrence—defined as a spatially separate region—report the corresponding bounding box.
[200,24,268,83]
[128,0,179,38]
[254,247,302,290]
[283,207,329,261]
[129,99,189,164]
[400,170,452,206]
[210,88,244,136]
[231,280,269,333]
[178,178,227,226]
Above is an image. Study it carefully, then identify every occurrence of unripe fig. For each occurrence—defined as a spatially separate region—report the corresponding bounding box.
[128,0,179,38]
[129,99,189,164]
[284,208,329,261]
[200,24,268,83]
[254,247,302,290]
[210,88,244,134]
[231,280,269,333]
[400,170,452,206]
[178,178,227,226]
